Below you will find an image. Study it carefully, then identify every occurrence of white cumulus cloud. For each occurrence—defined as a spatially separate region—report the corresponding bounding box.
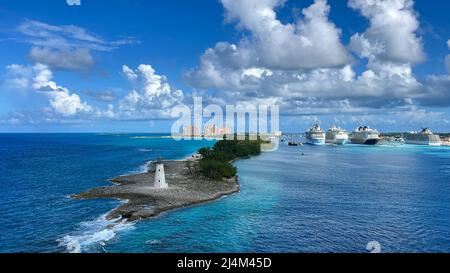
[118,64,184,119]
[2,62,186,122]
[349,0,425,64]
[221,0,351,69]
[4,63,93,117]
[185,0,351,90]
[33,64,92,116]
[184,0,447,114]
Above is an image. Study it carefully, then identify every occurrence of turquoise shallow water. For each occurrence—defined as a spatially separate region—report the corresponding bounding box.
[1,134,450,253]
[105,143,450,253]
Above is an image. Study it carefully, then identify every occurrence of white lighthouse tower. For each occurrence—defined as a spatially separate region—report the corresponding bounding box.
[154,159,168,189]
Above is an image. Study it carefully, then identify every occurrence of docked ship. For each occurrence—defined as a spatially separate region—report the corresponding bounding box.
[305,124,325,145]
[351,126,380,145]
[403,128,441,146]
[325,125,349,145]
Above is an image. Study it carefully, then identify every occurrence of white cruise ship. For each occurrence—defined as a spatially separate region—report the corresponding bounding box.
[305,124,325,145]
[351,126,380,145]
[404,128,441,146]
[325,125,349,145]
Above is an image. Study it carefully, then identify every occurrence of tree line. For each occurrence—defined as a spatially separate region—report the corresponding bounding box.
[197,138,264,180]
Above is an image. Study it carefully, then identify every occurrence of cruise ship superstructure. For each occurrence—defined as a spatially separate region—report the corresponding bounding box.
[305,124,325,145]
[325,125,349,145]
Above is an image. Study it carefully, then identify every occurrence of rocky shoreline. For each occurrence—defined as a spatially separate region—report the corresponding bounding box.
[72,160,239,222]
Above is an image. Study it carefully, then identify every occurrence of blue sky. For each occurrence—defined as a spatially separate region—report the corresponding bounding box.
[0,0,450,133]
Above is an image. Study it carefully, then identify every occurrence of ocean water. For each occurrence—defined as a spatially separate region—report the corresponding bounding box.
[1,134,450,253]
[0,134,213,253]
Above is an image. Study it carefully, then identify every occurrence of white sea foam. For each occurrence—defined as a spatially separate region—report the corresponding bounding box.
[58,212,135,253]
[137,148,152,152]
[146,239,161,245]
[136,160,152,173]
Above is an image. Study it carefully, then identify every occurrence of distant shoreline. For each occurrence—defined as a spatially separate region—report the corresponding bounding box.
[128,135,172,139]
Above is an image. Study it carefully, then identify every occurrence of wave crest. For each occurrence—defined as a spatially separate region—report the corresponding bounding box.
[58,213,135,253]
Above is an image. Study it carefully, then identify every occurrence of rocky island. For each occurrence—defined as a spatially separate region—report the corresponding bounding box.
[73,138,266,223]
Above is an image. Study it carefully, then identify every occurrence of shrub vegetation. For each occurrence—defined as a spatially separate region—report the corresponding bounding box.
[198,137,265,180]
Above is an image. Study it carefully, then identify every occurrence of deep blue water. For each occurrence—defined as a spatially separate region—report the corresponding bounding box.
[1,134,450,253]
[0,134,213,253]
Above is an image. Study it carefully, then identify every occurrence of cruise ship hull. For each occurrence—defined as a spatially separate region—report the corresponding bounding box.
[351,138,380,145]
[326,138,348,145]
[306,138,325,145]
[404,139,441,146]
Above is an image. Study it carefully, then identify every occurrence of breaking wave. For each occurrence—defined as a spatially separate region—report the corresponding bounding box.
[58,211,135,253]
